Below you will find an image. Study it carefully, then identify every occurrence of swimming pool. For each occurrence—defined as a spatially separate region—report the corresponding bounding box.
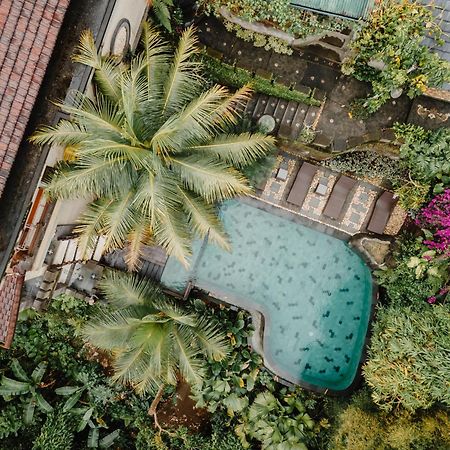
[161,199,373,391]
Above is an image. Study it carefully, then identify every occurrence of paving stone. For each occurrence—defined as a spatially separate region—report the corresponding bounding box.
[347,135,366,148]
[332,137,348,152]
[303,105,321,128]
[313,134,332,148]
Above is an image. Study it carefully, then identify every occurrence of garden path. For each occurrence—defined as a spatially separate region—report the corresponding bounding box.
[197,17,412,151]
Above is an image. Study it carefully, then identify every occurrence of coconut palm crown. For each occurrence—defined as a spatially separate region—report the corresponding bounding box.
[82,271,230,394]
[31,24,275,269]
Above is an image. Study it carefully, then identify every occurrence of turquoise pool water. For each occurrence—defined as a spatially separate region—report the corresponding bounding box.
[161,200,373,390]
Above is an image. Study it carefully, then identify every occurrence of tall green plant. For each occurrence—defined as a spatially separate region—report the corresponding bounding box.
[31,24,275,269]
[82,271,230,395]
[364,305,450,412]
[343,0,450,113]
[0,360,53,424]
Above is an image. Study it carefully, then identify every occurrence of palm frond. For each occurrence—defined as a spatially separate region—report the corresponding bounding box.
[124,220,151,271]
[82,307,144,349]
[189,132,275,168]
[178,189,230,250]
[161,26,203,116]
[72,30,122,101]
[29,120,88,147]
[154,85,231,153]
[172,326,204,386]
[195,317,230,361]
[97,270,160,308]
[46,158,134,199]
[171,155,251,203]
[153,205,191,267]
[207,84,253,129]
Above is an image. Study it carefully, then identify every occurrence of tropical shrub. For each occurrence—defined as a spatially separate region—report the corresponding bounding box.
[395,126,450,187]
[236,390,314,450]
[31,24,275,269]
[31,410,76,450]
[364,305,450,411]
[135,414,245,450]
[83,271,230,395]
[321,150,406,185]
[0,294,151,448]
[375,235,448,306]
[330,389,450,450]
[343,0,450,113]
[190,301,318,449]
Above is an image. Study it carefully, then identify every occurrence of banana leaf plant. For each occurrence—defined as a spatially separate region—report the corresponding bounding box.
[55,373,120,449]
[236,391,314,450]
[0,359,53,424]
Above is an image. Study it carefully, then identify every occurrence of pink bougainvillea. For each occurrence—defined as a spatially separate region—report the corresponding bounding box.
[416,189,450,253]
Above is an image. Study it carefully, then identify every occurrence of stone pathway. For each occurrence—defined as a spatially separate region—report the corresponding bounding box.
[198,16,412,151]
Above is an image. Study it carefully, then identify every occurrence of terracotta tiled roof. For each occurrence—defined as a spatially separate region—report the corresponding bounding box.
[0,0,70,197]
[0,272,24,349]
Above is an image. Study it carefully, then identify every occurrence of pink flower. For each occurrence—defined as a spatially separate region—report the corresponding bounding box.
[427,296,436,304]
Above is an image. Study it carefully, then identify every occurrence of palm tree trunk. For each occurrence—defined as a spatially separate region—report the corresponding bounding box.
[148,384,165,417]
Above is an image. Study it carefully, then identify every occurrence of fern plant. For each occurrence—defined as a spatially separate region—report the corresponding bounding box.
[0,360,53,424]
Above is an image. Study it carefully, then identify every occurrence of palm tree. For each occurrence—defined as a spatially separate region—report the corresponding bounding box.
[82,271,229,406]
[31,24,275,269]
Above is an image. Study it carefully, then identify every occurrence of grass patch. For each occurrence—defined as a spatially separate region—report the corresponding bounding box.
[201,54,321,106]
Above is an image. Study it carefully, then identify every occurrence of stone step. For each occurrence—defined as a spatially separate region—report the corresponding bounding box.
[277,100,298,137]
[252,94,269,121]
[272,98,289,133]
[303,105,321,129]
[244,93,259,115]
[286,104,309,140]
[263,96,279,117]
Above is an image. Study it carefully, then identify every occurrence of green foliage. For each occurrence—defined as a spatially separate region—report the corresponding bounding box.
[83,271,230,395]
[0,403,27,440]
[393,178,430,211]
[330,389,450,450]
[364,305,450,411]
[151,0,174,32]
[31,24,275,269]
[321,150,406,185]
[396,126,450,187]
[201,54,320,105]
[189,301,316,449]
[32,411,75,450]
[200,0,348,39]
[135,414,244,450]
[0,360,53,424]
[0,293,150,449]
[236,390,314,449]
[343,0,450,113]
[375,235,448,306]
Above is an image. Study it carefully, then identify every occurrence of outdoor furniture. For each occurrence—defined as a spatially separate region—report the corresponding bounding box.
[286,162,317,207]
[367,191,398,234]
[315,177,329,196]
[322,175,357,219]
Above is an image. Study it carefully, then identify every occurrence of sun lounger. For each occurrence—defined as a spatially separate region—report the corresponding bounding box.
[367,191,398,234]
[322,175,356,219]
[286,162,317,208]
